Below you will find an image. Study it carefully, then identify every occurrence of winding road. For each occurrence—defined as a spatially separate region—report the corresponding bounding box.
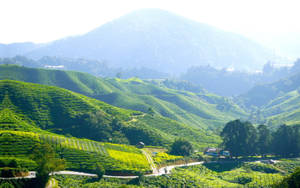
[53,161,204,179]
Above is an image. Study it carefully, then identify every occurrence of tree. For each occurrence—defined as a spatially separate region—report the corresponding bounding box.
[31,143,65,188]
[221,120,257,157]
[257,124,272,156]
[169,139,193,156]
[272,125,293,157]
[272,124,300,157]
[95,163,105,180]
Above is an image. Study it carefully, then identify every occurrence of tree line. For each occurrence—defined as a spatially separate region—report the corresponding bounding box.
[221,119,300,157]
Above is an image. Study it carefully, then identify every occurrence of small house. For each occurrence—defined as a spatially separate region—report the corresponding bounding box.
[204,147,219,156]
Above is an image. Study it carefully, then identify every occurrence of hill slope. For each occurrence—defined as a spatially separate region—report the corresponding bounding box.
[238,71,300,126]
[239,72,300,107]
[0,64,247,130]
[0,79,220,148]
[25,9,273,73]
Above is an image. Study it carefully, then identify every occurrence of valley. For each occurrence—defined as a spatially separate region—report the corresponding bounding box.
[0,5,299,188]
[0,64,299,187]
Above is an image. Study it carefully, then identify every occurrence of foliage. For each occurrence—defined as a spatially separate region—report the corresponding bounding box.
[243,162,282,174]
[272,124,300,157]
[274,158,300,173]
[221,120,257,157]
[31,143,65,188]
[274,167,300,188]
[152,152,183,165]
[257,124,272,155]
[95,163,105,180]
[169,139,193,156]
[221,120,300,158]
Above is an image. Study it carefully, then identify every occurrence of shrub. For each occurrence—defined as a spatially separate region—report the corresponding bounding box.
[169,139,193,156]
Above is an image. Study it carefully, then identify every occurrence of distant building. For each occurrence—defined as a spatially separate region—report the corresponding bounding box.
[204,147,230,157]
[136,141,145,148]
[204,147,219,156]
[220,150,230,157]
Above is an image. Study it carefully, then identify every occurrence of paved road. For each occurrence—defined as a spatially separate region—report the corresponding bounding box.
[0,171,36,180]
[54,161,204,179]
[52,171,97,177]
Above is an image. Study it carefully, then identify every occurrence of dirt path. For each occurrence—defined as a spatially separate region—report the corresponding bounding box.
[142,149,158,174]
[46,178,59,188]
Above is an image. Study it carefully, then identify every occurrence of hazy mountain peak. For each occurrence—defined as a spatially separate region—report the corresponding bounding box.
[3,9,274,73]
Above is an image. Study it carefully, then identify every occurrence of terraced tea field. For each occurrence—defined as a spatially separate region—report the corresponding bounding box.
[0,130,151,174]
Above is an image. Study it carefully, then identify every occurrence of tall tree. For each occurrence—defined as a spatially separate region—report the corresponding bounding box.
[31,143,65,188]
[169,139,194,156]
[221,120,257,157]
[257,124,272,156]
[272,125,294,157]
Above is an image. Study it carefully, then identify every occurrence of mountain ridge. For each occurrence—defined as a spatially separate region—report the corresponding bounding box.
[1,9,274,73]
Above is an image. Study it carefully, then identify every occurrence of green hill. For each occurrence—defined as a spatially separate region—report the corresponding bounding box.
[0,64,247,131]
[0,79,220,148]
[0,79,221,174]
[259,90,300,126]
[0,130,152,174]
[239,72,300,126]
[239,72,300,108]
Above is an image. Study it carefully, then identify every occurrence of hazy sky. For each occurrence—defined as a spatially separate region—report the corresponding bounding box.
[1,0,300,44]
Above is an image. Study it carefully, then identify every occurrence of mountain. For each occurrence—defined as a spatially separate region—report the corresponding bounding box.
[0,64,247,131]
[0,56,169,79]
[23,9,273,73]
[0,42,41,57]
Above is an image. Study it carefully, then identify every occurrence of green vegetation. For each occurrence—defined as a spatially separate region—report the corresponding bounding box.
[238,69,300,127]
[53,161,289,187]
[31,143,65,188]
[221,120,257,157]
[0,64,247,132]
[221,120,300,157]
[0,79,220,148]
[0,130,151,174]
[169,139,193,156]
[274,167,300,188]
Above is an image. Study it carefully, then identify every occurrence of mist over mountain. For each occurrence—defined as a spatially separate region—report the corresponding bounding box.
[0,42,41,57]
[9,9,273,73]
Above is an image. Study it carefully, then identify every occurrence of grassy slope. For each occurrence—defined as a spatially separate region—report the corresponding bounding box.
[238,71,300,126]
[239,71,300,108]
[0,79,220,148]
[261,90,300,126]
[0,130,151,173]
[0,64,247,130]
